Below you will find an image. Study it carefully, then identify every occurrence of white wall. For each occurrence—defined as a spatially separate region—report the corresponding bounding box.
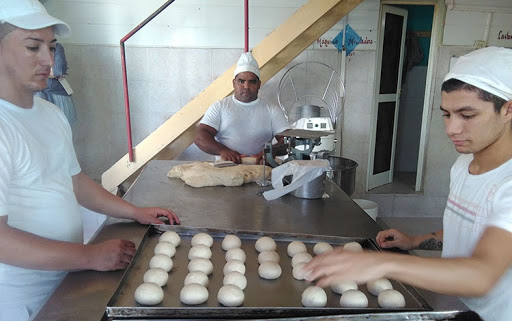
[43,0,512,220]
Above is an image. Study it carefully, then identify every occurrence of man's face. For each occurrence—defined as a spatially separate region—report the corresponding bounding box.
[0,26,55,95]
[441,89,509,155]
[233,71,261,103]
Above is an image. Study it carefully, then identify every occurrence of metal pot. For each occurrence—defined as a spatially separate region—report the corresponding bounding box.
[298,105,321,118]
[291,172,326,199]
[328,156,358,196]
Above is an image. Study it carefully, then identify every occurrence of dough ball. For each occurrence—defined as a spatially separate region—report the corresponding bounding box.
[191,232,214,247]
[188,244,212,260]
[143,268,169,287]
[217,284,245,307]
[313,242,333,255]
[149,254,173,272]
[258,261,282,280]
[223,271,247,290]
[343,242,363,252]
[159,231,181,247]
[222,234,242,251]
[331,280,358,294]
[180,283,209,305]
[292,262,309,280]
[291,252,313,268]
[367,277,393,296]
[223,260,246,275]
[225,248,246,263]
[255,236,277,252]
[287,241,307,257]
[184,271,209,287]
[154,241,176,257]
[378,289,406,308]
[188,258,213,275]
[134,282,164,305]
[301,286,327,307]
[258,251,280,264]
[339,289,368,308]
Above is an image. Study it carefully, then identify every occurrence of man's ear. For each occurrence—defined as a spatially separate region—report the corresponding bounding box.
[502,100,512,123]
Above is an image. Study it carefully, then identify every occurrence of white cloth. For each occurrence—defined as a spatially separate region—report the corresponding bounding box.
[444,47,512,101]
[234,52,260,78]
[0,97,83,320]
[200,95,290,156]
[442,154,512,321]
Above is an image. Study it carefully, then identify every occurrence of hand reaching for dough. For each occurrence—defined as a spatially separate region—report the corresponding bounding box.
[303,248,388,288]
[376,228,416,250]
[220,149,242,163]
[88,239,136,271]
[132,207,180,225]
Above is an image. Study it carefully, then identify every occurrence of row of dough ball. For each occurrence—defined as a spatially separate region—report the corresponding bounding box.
[302,280,405,308]
[218,235,246,306]
[134,231,183,305]
[181,234,216,306]
[255,237,281,280]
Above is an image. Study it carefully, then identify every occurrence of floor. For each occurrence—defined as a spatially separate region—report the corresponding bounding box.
[369,171,417,194]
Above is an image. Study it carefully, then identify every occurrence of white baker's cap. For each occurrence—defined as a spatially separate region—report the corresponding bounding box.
[444,46,512,101]
[0,0,71,37]
[234,52,260,79]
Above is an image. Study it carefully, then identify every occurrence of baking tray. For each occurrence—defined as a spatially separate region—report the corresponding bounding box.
[106,225,431,319]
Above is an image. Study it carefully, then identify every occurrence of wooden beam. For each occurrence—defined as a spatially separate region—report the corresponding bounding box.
[101,0,364,192]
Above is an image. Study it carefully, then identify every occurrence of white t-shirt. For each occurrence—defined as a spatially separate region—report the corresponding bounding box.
[200,96,290,156]
[0,97,83,320]
[442,153,512,321]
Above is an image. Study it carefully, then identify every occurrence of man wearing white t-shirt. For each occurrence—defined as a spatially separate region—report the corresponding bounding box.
[303,47,512,321]
[195,52,290,164]
[0,1,180,320]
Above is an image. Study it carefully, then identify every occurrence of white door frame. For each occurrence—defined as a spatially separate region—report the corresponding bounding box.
[414,1,444,191]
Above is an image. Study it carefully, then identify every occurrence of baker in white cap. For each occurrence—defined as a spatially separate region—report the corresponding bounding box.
[195,52,290,164]
[0,1,180,319]
[303,47,512,321]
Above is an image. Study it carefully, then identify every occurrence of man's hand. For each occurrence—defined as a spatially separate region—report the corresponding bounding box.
[88,239,137,271]
[376,228,416,250]
[220,149,242,163]
[132,207,180,225]
[303,248,388,287]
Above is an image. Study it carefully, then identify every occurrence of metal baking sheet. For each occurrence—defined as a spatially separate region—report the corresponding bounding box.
[106,225,431,319]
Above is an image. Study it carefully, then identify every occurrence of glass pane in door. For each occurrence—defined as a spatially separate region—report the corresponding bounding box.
[379,13,404,94]
[373,101,396,174]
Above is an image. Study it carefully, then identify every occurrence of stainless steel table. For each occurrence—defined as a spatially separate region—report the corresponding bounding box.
[34,160,475,321]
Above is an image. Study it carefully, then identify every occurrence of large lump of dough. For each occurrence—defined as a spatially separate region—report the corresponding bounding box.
[167,162,272,188]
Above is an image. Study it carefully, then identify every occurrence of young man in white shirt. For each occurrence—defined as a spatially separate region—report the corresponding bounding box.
[0,1,180,319]
[304,46,512,321]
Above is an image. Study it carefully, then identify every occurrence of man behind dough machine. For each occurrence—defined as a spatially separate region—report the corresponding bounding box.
[195,52,290,164]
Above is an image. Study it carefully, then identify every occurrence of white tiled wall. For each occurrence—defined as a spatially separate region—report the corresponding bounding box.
[44,0,512,221]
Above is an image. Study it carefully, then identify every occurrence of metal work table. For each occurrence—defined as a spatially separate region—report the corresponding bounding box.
[34,160,476,321]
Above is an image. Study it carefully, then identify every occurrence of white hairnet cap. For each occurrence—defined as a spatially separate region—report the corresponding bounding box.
[0,0,71,37]
[444,46,512,101]
[234,52,260,79]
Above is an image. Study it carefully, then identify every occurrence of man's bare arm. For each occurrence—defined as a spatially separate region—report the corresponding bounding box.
[194,124,241,163]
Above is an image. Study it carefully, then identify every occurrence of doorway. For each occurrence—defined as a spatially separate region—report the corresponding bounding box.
[368,3,436,194]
